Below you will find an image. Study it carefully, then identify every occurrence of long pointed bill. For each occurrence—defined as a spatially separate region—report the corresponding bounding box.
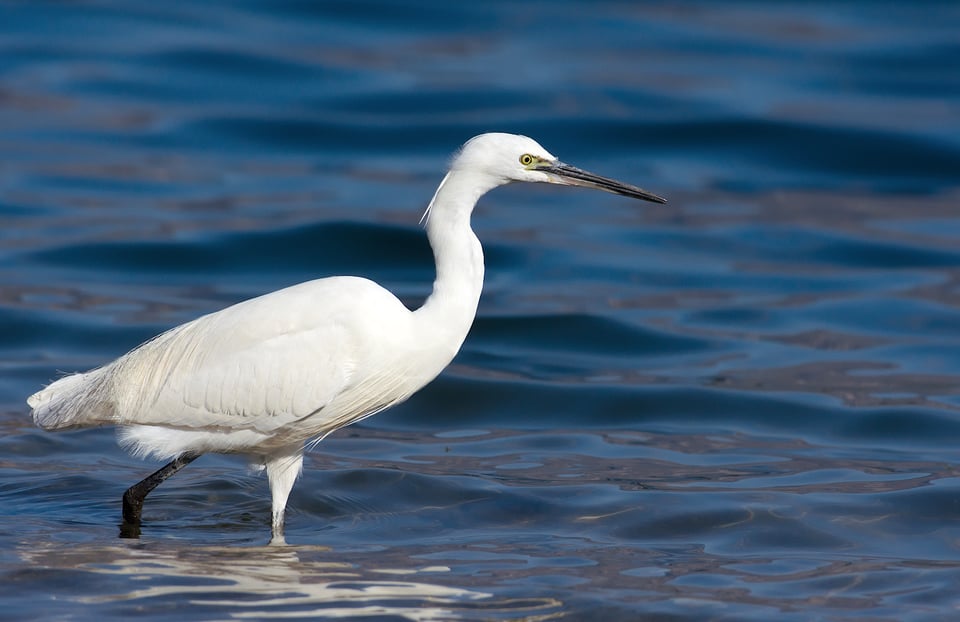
[540,161,667,204]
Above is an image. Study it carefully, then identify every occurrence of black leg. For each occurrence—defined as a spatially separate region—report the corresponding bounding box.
[119,452,201,538]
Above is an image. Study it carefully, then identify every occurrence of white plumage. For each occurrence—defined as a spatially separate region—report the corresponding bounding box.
[28,132,665,541]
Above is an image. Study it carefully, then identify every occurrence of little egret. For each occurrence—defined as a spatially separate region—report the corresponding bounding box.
[28,132,666,541]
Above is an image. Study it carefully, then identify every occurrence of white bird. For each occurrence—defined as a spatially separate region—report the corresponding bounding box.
[27,132,666,542]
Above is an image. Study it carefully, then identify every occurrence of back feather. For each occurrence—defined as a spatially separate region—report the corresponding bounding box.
[28,368,114,430]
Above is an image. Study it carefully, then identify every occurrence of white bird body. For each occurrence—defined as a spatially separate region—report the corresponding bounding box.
[27,133,663,540]
[32,277,453,445]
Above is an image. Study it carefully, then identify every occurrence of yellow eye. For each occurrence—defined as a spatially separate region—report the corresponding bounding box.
[519,154,535,166]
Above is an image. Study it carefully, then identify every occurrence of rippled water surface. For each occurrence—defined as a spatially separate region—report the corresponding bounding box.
[2,2,960,620]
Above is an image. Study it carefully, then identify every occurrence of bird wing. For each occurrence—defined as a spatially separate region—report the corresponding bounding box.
[174,320,354,431]
[111,277,396,435]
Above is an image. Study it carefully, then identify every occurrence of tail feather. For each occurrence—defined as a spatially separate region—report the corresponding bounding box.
[28,370,113,430]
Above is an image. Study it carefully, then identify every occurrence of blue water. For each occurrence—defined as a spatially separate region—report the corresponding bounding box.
[2,1,960,619]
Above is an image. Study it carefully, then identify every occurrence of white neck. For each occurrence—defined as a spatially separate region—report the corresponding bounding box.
[413,169,493,357]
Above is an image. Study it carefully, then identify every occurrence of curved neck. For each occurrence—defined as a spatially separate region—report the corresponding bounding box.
[414,170,490,353]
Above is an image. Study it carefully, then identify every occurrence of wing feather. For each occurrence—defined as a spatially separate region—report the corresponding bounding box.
[108,277,393,434]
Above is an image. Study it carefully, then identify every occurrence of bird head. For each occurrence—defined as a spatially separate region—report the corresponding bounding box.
[451,132,666,204]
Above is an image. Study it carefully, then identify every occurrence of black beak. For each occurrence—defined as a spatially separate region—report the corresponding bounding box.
[540,161,667,204]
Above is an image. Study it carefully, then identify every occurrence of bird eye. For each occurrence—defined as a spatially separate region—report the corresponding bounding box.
[519,154,534,166]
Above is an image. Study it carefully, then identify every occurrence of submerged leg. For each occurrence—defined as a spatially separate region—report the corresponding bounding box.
[120,452,201,537]
[265,448,304,545]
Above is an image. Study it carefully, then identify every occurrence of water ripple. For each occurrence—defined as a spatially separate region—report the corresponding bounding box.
[2,1,959,620]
